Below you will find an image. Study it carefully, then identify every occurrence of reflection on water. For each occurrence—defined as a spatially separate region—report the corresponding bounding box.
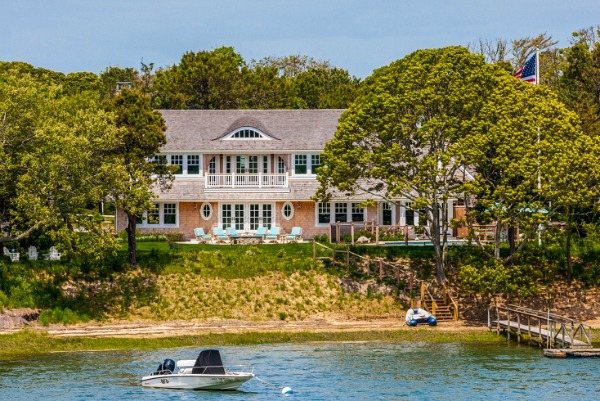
[1,342,598,400]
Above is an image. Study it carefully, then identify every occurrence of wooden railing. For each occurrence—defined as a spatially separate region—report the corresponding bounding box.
[312,241,459,321]
[488,304,592,349]
[442,282,459,321]
[329,222,414,245]
[205,173,288,188]
[313,241,407,282]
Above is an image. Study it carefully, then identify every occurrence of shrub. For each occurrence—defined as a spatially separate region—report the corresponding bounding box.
[39,308,89,326]
[0,290,8,309]
[313,234,329,243]
[354,229,375,241]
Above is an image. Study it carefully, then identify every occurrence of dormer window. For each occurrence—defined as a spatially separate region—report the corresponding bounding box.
[222,127,272,140]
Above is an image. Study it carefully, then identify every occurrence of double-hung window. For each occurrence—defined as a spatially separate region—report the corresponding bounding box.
[294,155,307,174]
[351,203,365,222]
[335,203,348,222]
[311,155,321,174]
[318,203,331,224]
[171,155,183,175]
[163,204,176,224]
[187,155,200,174]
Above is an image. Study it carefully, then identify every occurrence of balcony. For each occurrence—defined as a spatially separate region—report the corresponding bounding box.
[205,173,288,189]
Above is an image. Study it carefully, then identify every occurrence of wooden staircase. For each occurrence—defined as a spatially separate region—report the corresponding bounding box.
[411,281,459,322]
[422,297,455,321]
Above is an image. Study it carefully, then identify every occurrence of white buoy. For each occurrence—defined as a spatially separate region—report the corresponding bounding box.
[281,386,293,394]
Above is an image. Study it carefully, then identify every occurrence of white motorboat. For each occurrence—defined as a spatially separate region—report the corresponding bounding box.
[405,307,437,326]
[141,349,254,391]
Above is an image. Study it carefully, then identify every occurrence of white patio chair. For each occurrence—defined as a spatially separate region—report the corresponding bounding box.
[3,247,20,262]
[28,246,38,261]
[47,246,61,261]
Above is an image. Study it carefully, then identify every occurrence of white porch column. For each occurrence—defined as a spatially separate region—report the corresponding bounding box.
[399,203,406,226]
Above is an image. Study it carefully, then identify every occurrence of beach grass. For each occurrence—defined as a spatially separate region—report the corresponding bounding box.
[0,328,504,362]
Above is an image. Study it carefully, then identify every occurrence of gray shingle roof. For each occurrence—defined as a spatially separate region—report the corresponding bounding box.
[159,109,345,152]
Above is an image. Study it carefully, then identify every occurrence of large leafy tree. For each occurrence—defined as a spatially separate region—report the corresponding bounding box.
[252,55,361,109]
[561,27,600,139]
[152,47,247,109]
[458,76,588,265]
[552,26,600,284]
[0,64,121,258]
[317,47,500,283]
[288,67,360,109]
[104,89,172,265]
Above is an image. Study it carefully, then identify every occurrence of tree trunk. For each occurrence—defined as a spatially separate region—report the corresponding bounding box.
[126,212,138,265]
[566,207,573,287]
[430,202,447,283]
[494,220,502,260]
[508,225,516,255]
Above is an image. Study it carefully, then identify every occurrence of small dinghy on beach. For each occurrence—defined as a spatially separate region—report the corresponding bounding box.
[405,307,437,326]
[141,349,254,391]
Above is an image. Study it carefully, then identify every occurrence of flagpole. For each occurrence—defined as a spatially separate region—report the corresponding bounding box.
[535,49,540,85]
[536,49,542,245]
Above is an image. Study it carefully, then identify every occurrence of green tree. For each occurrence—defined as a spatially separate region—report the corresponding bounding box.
[104,89,172,265]
[253,55,361,109]
[551,26,600,284]
[561,26,600,138]
[99,66,139,99]
[317,47,500,283]
[289,67,360,109]
[0,66,121,258]
[153,47,247,109]
[242,64,288,109]
[458,76,585,265]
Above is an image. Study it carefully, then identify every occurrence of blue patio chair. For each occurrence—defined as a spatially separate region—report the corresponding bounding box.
[194,228,212,243]
[226,226,239,238]
[212,227,231,243]
[285,226,303,243]
[265,226,281,243]
[255,226,267,242]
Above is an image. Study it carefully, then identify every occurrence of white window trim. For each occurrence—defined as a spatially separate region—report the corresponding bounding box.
[137,202,179,228]
[282,202,294,221]
[292,153,321,176]
[218,202,276,231]
[380,202,396,226]
[200,202,212,220]
[159,153,203,176]
[315,202,366,227]
[221,127,273,140]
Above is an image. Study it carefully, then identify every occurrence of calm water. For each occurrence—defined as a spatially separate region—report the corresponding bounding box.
[0,342,598,400]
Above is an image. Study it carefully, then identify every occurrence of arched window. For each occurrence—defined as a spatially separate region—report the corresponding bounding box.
[222,127,272,140]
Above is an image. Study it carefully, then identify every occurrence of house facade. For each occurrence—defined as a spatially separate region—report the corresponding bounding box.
[115,109,454,240]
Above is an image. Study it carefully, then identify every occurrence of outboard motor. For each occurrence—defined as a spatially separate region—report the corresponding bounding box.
[154,358,176,375]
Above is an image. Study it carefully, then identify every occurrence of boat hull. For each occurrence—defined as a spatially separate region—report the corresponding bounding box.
[141,372,254,390]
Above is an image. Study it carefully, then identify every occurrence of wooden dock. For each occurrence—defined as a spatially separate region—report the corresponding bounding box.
[488,304,593,350]
[543,348,600,358]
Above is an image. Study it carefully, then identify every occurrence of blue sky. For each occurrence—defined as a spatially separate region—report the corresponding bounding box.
[2,0,599,78]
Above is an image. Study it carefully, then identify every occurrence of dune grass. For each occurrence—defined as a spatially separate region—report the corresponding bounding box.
[0,328,504,362]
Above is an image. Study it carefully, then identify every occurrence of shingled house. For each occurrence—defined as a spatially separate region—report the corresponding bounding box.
[115,109,454,240]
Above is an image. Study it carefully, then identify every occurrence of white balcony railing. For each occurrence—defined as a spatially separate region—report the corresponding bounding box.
[205,173,288,188]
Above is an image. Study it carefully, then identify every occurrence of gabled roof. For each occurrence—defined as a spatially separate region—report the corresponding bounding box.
[159,109,345,152]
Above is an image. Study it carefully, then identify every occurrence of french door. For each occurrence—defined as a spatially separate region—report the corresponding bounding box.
[221,203,273,231]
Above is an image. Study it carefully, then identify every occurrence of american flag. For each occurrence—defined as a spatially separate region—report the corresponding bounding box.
[514,53,537,84]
